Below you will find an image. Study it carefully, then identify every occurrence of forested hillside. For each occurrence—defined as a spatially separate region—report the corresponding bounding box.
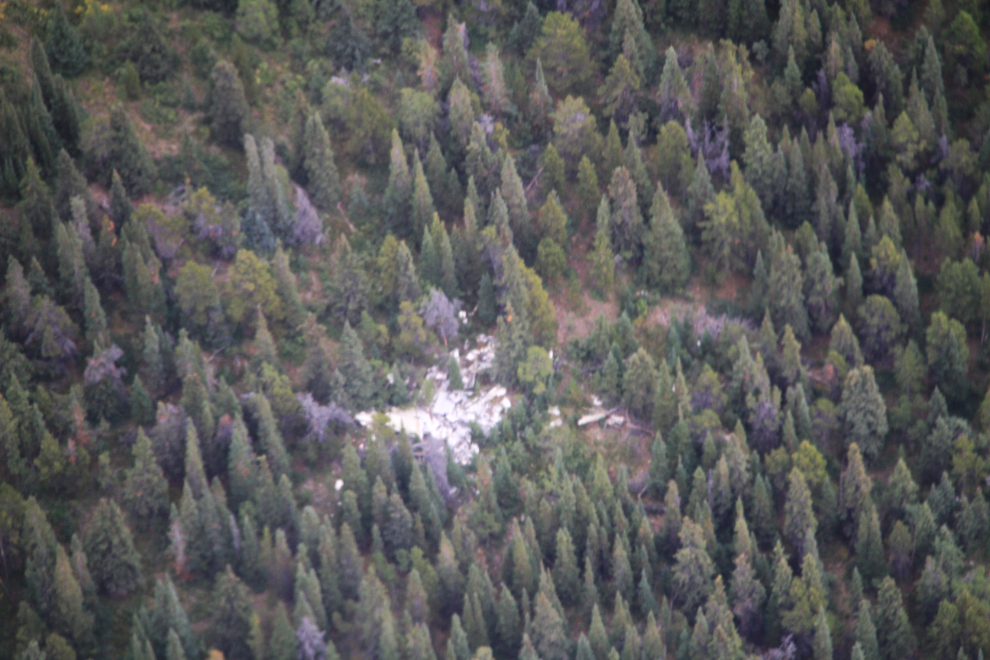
[1,0,990,658]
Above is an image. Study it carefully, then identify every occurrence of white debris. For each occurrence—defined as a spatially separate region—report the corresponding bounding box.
[355,335,506,464]
[577,412,608,427]
[577,405,628,429]
[334,479,344,491]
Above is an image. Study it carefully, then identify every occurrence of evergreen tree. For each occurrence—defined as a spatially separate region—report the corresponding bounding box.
[642,185,690,293]
[847,253,864,314]
[841,366,888,463]
[211,567,254,660]
[856,600,880,660]
[608,167,644,257]
[52,544,91,643]
[673,518,715,613]
[327,7,370,71]
[856,504,886,582]
[875,576,916,660]
[44,8,87,78]
[123,429,169,531]
[105,106,156,196]
[209,60,249,148]
[784,468,817,554]
[83,498,142,596]
[531,591,569,660]
[338,322,374,411]
[768,233,810,340]
[375,0,418,53]
[303,113,341,212]
[812,606,832,660]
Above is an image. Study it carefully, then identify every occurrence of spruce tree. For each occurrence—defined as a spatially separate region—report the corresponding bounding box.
[303,113,341,212]
[856,504,886,582]
[107,105,156,196]
[211,567,254,660]
[784,468,817,554]
[84,498,142,596]
[856,600,880,660]
[123,429,169,531]
[642,185,690,293]
[209,60,249,149]
[338,322,374,411]
[840,366,888,463]
[52,544,91,643]
[875,576,916,660]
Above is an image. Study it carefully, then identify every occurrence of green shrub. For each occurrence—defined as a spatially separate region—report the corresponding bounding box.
[120,61,141,100]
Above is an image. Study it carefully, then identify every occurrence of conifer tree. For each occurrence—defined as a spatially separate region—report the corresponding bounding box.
[338,321,374,411]
[123,429,169,531]
[84,498,142,596]
[768,233,810,340]
[841,366,888,463]
[303,113,341,212]
[672,518,715,613]
[209,60,249,149]
[590,222,615,298]
[845,252,864,314]
[419,224,439,289]
[531,591,569,660]
[642,185,690,293]
[43,8,87,79]
[804,245,840,334]
[686,152,715,237]
[875,576,916,660]
[856,504,886,582]
[608,167,644,257]
[784,468,817,554]
[838,443,872,537]
[52,543,91,643]
[105,106,156,196]
[856,600,880,660]
[210,567,253,660]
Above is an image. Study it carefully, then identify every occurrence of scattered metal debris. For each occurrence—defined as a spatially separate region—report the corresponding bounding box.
[355,335,506,465]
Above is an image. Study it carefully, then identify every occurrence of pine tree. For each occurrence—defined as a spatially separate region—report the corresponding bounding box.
[82,276,107,350]
[338,322,374,411]
[838,443,872,537]
[84,498,142,596]
[42,7,87,79]
[303,113,341,212]
[673,518,715,613]
[642,185,690,293]
[875,576,916,660]
[686,152,715,237]
[608,166,644,257]
[784,468,817,554]
[766,234,810,341]
[854,600,880,660]
[531,591,569,660]
[209,567,253,660]
[841,366,888,463]
[52,544,91,643]
[856,504,886,582]
[419,224,439,289]
[209,60,249,149]
[123,429,169,531]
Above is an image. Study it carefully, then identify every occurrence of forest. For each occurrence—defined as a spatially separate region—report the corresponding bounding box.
[1,0,990,658]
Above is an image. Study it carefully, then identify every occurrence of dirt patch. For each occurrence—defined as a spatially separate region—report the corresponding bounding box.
[554,289,619,346]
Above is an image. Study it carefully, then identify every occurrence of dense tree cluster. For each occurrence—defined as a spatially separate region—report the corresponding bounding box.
[5,0,990,659]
